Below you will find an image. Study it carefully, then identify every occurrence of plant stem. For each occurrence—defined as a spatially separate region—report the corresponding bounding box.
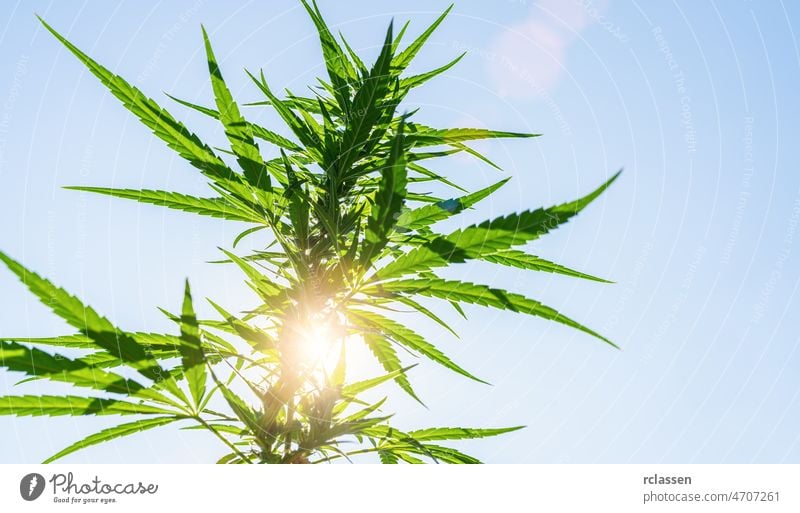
[196,416,251,463]
[284,399,295,456]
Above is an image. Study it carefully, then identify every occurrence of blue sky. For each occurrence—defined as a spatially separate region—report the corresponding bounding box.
[1,0,799,463]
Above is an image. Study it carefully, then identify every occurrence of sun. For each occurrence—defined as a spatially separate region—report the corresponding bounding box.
[286,302,372,382]
[291,306,348,374]
[298,319,338,366]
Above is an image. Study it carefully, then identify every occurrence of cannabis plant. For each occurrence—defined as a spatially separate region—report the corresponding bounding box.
[0,2,618,464]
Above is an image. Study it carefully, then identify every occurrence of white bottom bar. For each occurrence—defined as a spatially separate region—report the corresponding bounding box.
[1,464,797,512]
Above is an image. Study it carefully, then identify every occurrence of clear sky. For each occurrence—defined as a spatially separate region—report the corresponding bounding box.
[1,0,799,464]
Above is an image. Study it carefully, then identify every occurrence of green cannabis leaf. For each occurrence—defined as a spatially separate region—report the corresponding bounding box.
[0,1,619,464]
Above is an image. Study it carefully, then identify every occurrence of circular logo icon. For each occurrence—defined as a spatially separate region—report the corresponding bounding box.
[20,473,45,501]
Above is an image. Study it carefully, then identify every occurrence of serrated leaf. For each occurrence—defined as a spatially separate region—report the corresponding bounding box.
[247,69,321,158]
[481,250,612,283]
[43,417,178,463]
[0,395,176,417]
[1,334,99,349]
[179,280,206,409]
[361,119,407,266]
[406,162,465,192]
[395,178,508,231]
[349,309,487,384]
[207,299,276,354]
[400,52,465,90]
[388,295,458,338]
[412,443,481,464]
[393,5,453,70]
[0,251,187,400]
[0,341,154,397]
[166,94,303,152]
[360,333,420,403]
[339,32,368,76]
[281,152,310,251]
[37,17,245,191]
[301,0,357,110]
[218,249,284,298]
[376,172,620,279]
[342,397,387,424]
[3,332,186,353]
[378,450,399,464]
[407,425,524,441]
[406,124,538,147]
[64,187,264,223]
[394,451,426,464]
[182,423,247,436]
[213,377,264,439]
[341,364,417,397]
[203,27,270,191]
[370,278,616,347]
[77,349,177,370]
[337,21,398,175]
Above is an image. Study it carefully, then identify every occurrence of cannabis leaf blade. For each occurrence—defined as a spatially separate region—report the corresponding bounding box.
[376,172,620,280]
[63,187,265,223]
[43,417,179,463]
[37,17,240,189]
[203,27,270,191]
[0,251,186,390]
[0,395,176,417]
[369,278,616,347]
[179,280,206,409]
[349,308,487,383]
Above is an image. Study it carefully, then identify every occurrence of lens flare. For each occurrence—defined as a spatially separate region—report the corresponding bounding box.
[298,320,337,365]
[291,306,348,374]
